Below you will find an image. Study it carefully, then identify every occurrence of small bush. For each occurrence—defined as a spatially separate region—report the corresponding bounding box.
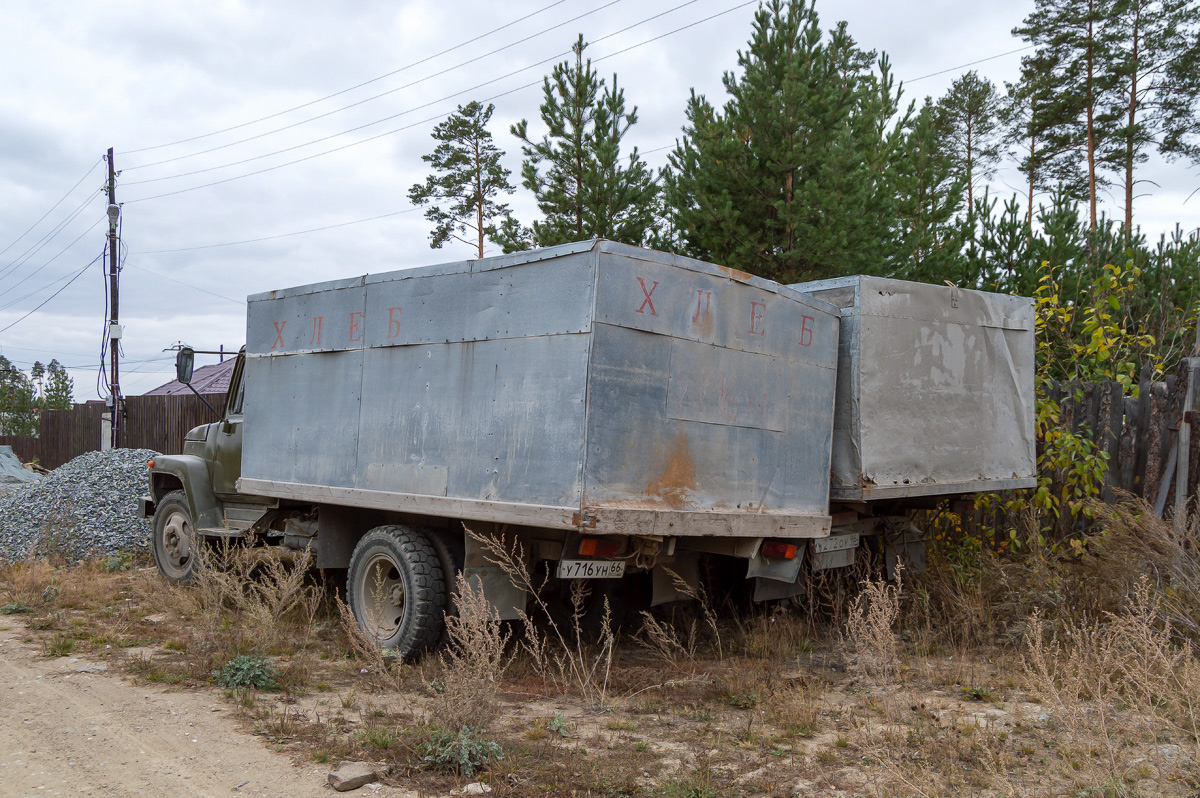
[103,554,132,573]
[214,655,279,690]
[46,635,74,657]
[1,601,30,615]
[845,569,902,680]
[437,572,512,731]
[419,725,502,778]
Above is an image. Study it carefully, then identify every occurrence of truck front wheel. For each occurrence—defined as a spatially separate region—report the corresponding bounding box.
[153,489,198,584]
[347,526,447,659]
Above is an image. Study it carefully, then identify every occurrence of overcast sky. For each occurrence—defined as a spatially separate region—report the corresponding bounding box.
[1,0,1196,401]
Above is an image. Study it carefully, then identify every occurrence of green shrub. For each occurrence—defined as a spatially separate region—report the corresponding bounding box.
[214,655,279,690]
[103,554,132,572]
[419,725,502,778]
[1,601,30,615]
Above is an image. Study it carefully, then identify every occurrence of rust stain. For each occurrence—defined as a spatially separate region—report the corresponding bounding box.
[645,434,697,509]
[571,512,597,529]
[716,264,754,283]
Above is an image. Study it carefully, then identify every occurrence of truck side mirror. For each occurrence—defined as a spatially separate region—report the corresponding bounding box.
[176,347,195,384]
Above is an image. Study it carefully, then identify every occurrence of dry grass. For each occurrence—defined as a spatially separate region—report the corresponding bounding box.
[333,596,408,694]
[634,567,723,670]
[844,567,902,681]
[434,572,512,732]
[468,527,616,709]
[2,497,1199,796]
[1022,578,1200,793]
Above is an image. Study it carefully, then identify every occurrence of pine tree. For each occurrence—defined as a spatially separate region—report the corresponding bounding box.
[934,72,1003,217]
[408,101,515,259]
[890,100,966,284]
[663,0,909,283]
[1014,0,1123,231]
[971,191,1031,294]
[1001,50,1086,234]
[506,35,658,250]
[1107,0,1200,232]
[43,360,73,410]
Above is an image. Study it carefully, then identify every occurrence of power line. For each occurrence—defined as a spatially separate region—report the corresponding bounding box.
[0,189,103,286]
[0,256,99,335]
[0,217,107,308]
[122,0,573,155]
[135,207,421,254]
[3,354,174,370]
[0,344,100,359]
[124,0,634,173]
[124,0,699,188]
[906,45,1034,84]
[0,159,103,260]
[123,264,246,305]
[125,0,755,205]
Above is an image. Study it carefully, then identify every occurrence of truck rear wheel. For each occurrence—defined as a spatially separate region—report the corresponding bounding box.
[347,525,446,659]
[153,490,198,584]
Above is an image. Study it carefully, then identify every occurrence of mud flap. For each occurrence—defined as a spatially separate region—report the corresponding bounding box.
[650,552,701,606]
[884,522,926,579]
[463,527,528,621]
[752,574,806,602]
[747,543,806,602]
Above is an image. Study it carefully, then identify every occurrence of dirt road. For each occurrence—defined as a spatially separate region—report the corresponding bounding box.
[0,625,405,798]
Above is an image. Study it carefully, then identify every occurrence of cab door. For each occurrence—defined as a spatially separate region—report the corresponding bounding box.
[209,350,246,498]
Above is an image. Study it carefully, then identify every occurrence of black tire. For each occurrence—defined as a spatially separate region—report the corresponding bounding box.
[346,525,447,659]
[427,529,465,588]
[426,529,465,646]
[153,490,198,584]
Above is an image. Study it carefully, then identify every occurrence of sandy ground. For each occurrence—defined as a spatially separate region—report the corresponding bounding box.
[0,625,412,798]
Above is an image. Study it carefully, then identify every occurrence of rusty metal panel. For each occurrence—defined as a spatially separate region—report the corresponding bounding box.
[580,323,836,521]
[582,247,841,525]
[792,275,1037,500]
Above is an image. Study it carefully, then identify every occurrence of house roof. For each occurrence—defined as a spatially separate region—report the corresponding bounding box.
[143,358,235,396]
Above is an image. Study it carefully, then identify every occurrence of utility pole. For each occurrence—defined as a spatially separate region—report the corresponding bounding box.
[106,148,121,448]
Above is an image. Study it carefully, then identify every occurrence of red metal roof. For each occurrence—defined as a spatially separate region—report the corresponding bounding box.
[143,358,235,396]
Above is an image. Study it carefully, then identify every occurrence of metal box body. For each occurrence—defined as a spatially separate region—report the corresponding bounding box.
[240,240,841,538]
[790,275,1036,500]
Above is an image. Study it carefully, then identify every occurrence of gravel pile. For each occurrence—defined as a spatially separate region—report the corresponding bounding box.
[0,448,160,563]
[0,445,41,495]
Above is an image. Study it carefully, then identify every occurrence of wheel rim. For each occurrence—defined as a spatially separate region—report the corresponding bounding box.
[357,553,406,641]
[159,510,194,579]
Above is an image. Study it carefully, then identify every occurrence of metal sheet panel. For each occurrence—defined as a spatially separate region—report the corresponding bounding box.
[362,251,595,346]
[246,278,367,355]
[666,338,790,432]
[792,275,1036,498]
[583,247,840,523]
[241,349,364,487]
[354,335,590,508]
[240,240,841,536]
[595,250,838,367]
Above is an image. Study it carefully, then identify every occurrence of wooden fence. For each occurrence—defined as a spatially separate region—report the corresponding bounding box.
[1050,358,1200,521]
[0,393,226,470]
